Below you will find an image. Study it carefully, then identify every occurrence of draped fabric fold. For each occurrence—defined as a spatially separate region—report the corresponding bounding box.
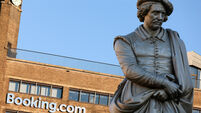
[109,28,193,113]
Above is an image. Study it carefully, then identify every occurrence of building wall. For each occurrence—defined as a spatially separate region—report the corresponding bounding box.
[194,89,201,109]
[0,1,22,112]
[1,58,123,113]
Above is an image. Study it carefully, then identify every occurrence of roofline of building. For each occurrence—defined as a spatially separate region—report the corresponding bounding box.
[187,51,201,69]
[188,51,201,57]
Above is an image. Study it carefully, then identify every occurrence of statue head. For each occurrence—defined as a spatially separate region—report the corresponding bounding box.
[137,0,173,31]
[137,0,173,22]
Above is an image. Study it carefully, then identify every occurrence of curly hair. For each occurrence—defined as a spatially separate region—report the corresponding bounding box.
[137,2,168,22]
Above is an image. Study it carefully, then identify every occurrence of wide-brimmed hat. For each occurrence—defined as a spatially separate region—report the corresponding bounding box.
[137,0,173,16]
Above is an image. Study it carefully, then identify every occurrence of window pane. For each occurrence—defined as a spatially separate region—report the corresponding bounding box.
[95,94,100,104]
[195,79,200,88]
[20,82,30,93]
[80,92,89,103]
[99,95,108,105]
[36,85,41,95]
[6,111,17,113]
[41,86,50,96]
[9,81,19,92]
[52,88,62,98]
[190,66,198,75]
[197,70,201,88]
[6,111,30,113]
[30,84,36,94]
[193,109,199,113]
[89,93,95,103]
[69,90,79,101]
[192,76,196,88]
[109,95,113,104]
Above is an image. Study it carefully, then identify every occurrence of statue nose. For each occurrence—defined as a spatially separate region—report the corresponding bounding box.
[157,13,163,20]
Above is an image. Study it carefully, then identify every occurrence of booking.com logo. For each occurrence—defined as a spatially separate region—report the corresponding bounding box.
[6,93,86,113]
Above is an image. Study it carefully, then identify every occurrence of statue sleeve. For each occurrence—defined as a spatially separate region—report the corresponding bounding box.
[114,38,169,88]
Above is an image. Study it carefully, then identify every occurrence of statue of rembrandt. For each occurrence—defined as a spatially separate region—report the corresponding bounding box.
[109,0,194,113]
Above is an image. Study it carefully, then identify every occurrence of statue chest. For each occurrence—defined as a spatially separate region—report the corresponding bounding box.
[131,35,173,74]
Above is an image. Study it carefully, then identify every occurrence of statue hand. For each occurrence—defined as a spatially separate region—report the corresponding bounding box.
[153,90,168,102]
[161,73,176,82]
[163,81,182,99]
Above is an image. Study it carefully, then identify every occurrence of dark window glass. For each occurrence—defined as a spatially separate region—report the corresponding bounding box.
[190,66,198,75]
[89,93,95,103]
[191,75,196,88]
[57,88,62,98]
[80,92,89,103]
[6,111,16,113]
[6,111,30,113]
[69,90,79,101]
[109,95,113,104]
[99,95,108,105]
[7,42,17,58]
[198,70,201,88]
[192,109,199,113]
[36,85,41,95]
[95,94,100,104]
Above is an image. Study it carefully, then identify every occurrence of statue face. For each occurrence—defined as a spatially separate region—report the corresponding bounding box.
[144,3,166,31]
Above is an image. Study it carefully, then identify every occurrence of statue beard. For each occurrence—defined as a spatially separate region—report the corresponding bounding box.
[150,20,163,31]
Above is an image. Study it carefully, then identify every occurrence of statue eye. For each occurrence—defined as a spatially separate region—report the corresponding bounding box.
[152,12,158,15]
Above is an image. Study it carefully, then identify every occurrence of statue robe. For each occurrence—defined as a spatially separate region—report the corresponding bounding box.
[109,25,194,113]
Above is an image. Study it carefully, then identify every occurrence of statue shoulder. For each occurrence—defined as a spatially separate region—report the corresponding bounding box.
[166,28,180,38]
[114,31,138,46]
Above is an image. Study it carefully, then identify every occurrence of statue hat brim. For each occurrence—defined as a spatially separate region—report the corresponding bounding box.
[137,0,173,16]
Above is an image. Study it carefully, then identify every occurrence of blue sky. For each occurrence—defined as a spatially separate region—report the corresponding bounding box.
[18,0,201,65]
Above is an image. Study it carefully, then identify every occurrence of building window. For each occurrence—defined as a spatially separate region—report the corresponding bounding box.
[68,89,113,106]
[40,86,50,96]
[193,109,200,113]
[89,93,95,103]
[190,66,198,75]
[69,90,79,101]
[190,66,200,88]
[30,84,37,94]
[8,79,63,98]
[80,91,89,103]
[109,95,113,104]
[6,110,30,113]
[95,94,100,104]
[8,81,19,92]
[19,82,30,93]
[192,74,197,88]
[52,87,62,98]
[99,95,108,105]
[7,42,17,58]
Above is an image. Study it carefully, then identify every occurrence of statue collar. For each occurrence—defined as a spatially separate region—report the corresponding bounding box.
[135,25,167,42]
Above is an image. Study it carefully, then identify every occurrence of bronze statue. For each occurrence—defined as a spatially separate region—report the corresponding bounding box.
[109,0,194,113]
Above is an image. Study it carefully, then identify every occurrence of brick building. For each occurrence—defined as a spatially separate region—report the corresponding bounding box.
[0,0,201,113]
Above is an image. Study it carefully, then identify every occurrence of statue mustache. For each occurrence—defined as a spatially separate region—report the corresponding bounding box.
[152,19,163,24]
